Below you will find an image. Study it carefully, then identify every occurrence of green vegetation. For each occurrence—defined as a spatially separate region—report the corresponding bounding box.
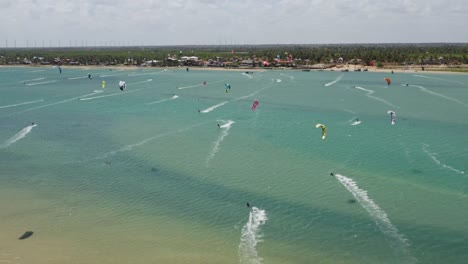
[0,44,467,67]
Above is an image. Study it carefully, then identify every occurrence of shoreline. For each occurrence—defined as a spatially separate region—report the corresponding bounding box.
[1,64,467,75]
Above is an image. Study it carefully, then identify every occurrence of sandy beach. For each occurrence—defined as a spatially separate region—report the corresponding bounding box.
[2,64,467,75]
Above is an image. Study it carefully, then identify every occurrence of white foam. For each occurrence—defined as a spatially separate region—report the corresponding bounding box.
[351,121,362,126]
[0,99,44,109]
[324,75,343,86]
[413,75,464,85]
[422,144,465,175]
[354,86,398,108]
[26,80,58,86]
[206,120,235,164]
[0,124,37,149]
[80,88,144,101]
[275,79,282,83]
[200,101,229,113]
[408,85,464,105]
[238,207,267,264]
[146,95,179,105]
[335,174,416,263]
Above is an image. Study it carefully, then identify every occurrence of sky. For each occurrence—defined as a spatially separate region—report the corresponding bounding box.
[0,0,467,47]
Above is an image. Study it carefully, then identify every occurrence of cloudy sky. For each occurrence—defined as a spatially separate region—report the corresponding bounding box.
[1,0,467,47]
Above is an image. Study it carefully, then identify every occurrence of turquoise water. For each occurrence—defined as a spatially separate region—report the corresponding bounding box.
[0,67,467,264]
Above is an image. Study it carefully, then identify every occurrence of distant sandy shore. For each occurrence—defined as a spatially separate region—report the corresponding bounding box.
[1,64,467,75]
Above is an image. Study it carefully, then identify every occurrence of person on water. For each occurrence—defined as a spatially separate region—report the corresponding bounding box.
[31,122,35,126]
[246,202,250,208]
[356,118,359,122]
[217,124,220,128]
[88,73,92,79]
[330,172,335,176]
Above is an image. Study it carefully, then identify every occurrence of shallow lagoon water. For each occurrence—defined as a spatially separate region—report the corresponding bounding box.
[0,67,467,263]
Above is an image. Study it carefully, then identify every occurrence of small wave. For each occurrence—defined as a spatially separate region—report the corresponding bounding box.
[206,120,235,164]
[275,79,282,83]
[351,121,362,126]
[26,80,58,86]
[335,174,416,263]
[408,85,464,105]
[200,101,229,113]
[29,69,46,73]
[0,99,44,109]
[422,144,465,175]
[0,124,37,149]
[146,95,179,105]
[238,207,267,264]
[354,86,398,108]
[324,75,343,86]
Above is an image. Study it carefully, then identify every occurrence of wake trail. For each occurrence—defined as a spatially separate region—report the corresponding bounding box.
[422,144,465,175]
[242,73,254,79]
[0,124,37,149]
[335,174,416,264]
[128,69,167,76]
[146,95,179,105]
[80,88,144,101]
[200,101,229,113]
[233,85,272,102]
[238,207,268,264]
[178,84,203,90]
[178,80,224,90]
[26,80,58,86]
[324,75,343,86]
[354,86,398,108]
[413,75,464,85]
[128,79,153,85]
[280,73,295,80]
[94,121,211,160]
[99,69,125,77]
[0,99,44,109]
[14,91,99,115]
[206,120,234,165]
[408,85,464,105]
[200,85,271,114]
[20,77,44,83]
[67,76,88,80]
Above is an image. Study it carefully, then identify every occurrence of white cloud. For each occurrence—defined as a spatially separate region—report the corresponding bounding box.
[0,0,466,47]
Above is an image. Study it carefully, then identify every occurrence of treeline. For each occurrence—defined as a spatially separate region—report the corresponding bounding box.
[0,44,467,66]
